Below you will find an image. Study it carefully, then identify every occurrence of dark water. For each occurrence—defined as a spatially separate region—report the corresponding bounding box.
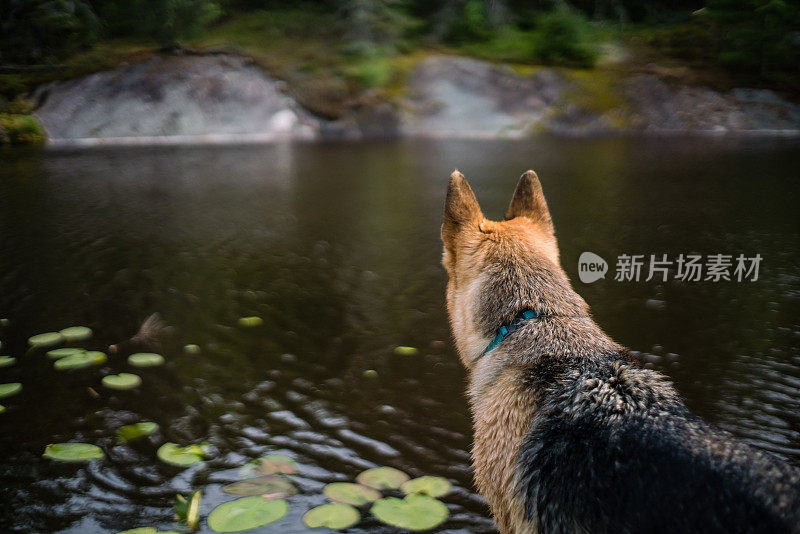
[0,137,798,533]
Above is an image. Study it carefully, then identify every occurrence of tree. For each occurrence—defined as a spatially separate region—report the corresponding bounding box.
[707,0,800,78]
[96,0,222,45]
[0,0,99,63]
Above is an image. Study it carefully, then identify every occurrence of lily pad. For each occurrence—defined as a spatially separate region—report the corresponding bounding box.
[303,503,360,530]
[117,528,180,534]
[157,442,208,467]
[128,353,165,367]
[370,494,449,531]
[54,351,106,371]
[0,405,5,414]
[323,482,381,506]
[0,356,16,367]
[237,316,264,328]
[102,373,142,390]
[393,346,419,356]
[183,344,201,354]
[401,476,452,498]
[363,369,378,378]
[208,496,288,532]
[356,467,410,490]
[43,442,105,462]
[28,332,64,348]
[222,476,297,498]
[242,454,297,476]
[47,347,86,360]
[117,422,159,442]
[59,326,93,342]
[0,382,22,399]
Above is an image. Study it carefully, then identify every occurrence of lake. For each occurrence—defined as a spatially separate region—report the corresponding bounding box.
[0,136,798,533]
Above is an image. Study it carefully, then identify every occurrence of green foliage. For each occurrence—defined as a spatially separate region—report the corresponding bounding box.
[3,99,36,115]
[533,3,599,68]
[707,0,800,77]
[347,52,399,88]
[98,0,222,45]
[457,26,537,62]
[0,114,46,145]
[0,0,100,63]
[445,0,492,44]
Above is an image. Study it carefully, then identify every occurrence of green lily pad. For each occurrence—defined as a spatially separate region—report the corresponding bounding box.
[183,344,201,355]
[323,482,381,506]
[222,476,297,498]
[0,405,5,414]
[117,422,159,442]
[393,346,419,356]
[157,442,208,467]
[237,316,264,328]
[0,356,16,367]
[47,347,86,360]
[0,382,22,399]
[363,369,378,378]
[59,326,92,342]
[28,332,64,348]
[0,318,9,327]
[117,528,180,534]
[54,351,106,371]
[241,454,297,476]
[102,373,142,390]
[356,467,410,490]
[43,442,105,462]
[208,496,288,532]
[303,503,360,530]
[128,353,165,367]
[401,476,452,498]
[370,494,449,531]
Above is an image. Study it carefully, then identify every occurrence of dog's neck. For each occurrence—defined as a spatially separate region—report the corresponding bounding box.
[468,312,622,403]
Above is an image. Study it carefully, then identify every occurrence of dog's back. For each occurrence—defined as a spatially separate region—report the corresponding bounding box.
[521,353,800,534]
[441,170,800,534]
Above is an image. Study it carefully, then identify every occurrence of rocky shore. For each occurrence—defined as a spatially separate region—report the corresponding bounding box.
[30,52,800,146]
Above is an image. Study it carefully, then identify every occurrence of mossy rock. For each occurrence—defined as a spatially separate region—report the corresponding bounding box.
[0,113,46,145]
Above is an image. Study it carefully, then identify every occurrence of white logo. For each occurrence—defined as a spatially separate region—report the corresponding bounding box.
[578,252,608,283]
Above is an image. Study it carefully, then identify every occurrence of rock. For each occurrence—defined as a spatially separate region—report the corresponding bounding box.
[400,55,568,137]
[30,53,800,145]
[34,55,320,145]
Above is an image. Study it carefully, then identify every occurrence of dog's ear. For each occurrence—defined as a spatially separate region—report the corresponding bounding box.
[505,170,553,232]
[442,170,483,242]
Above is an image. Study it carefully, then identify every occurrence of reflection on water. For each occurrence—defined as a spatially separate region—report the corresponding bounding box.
[0,137,798,532]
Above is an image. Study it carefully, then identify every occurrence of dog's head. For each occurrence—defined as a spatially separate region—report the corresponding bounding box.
[441,170,587,369]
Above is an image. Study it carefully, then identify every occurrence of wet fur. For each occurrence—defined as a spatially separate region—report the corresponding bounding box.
[441,171,800,534]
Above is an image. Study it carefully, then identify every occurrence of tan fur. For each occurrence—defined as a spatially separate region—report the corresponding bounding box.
[470,365,538,534]
[441,170,585,533]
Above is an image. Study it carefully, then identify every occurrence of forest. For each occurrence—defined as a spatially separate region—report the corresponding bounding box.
[1,0,799,90]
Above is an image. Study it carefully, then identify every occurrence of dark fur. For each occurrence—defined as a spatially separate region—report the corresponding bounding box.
[443,171,800,534]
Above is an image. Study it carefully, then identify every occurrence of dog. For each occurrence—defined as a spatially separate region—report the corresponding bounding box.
[441,170,800,534]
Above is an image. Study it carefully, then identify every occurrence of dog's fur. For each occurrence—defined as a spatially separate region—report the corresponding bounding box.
[441,170,800,534]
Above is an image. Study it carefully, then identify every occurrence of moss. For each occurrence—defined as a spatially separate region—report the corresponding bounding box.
[2,99,35,115]
[557,68,630,129]
[0,113,46,145]
[562,68,625,113]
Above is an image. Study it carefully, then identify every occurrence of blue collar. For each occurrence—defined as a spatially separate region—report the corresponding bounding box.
[483,309,543,355]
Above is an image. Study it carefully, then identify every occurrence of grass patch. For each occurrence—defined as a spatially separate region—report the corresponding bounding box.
[0,113,46,145]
